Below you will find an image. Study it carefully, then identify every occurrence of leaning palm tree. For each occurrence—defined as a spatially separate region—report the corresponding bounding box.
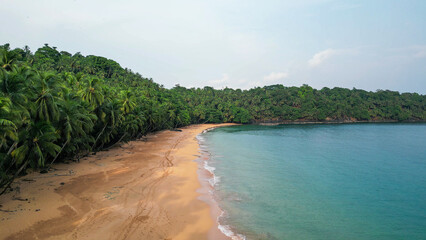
[1,121,60,194]
[118,111,145,141]
[91,99,123,150]
[50,96,97,165]
[12,121,61,168]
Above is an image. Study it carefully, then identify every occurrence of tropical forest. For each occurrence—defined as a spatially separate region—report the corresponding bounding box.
[0,43,425,193]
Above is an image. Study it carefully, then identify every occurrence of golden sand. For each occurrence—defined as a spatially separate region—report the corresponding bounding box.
[0,124,236,240]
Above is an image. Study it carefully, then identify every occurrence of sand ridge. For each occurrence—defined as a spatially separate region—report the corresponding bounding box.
[0,124,236,240]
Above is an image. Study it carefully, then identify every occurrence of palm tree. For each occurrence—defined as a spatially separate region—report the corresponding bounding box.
[23,45,31,59]
[32,71,64,122]
[144,101,162,132]
[79,77,104,108]
[92,99,123,150]
[0,47,16,71]
[0,121,60,195]
[119,90,137,113]
[121,111,145,139]
[0,66,29,157]
[50,96,97,165]
[12,121,60,168]
[0,96,17,150]
[1,121,61,194]
[0,65,33,111]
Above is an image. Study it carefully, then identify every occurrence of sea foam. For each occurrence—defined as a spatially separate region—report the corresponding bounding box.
[197,129,246,240]
[217,211,246,240]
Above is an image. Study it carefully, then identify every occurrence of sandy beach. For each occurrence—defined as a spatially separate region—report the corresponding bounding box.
[0,124,236,240]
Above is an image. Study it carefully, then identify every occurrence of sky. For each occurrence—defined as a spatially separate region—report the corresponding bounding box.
[1,0,426,93]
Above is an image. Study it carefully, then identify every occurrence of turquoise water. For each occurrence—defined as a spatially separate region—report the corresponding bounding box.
[200,124,426,240]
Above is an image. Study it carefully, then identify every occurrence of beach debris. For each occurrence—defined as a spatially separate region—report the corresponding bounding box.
[35,209,40,212]
[22,178,35,182]
[60,182,65,185]
[12,197,28,202]
[0,209,15,213]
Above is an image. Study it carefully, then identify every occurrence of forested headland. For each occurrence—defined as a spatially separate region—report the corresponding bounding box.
[1,43,425,193]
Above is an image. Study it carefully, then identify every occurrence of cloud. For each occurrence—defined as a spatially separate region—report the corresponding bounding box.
[308,48,359,67]
[208,73,230,88]
[209,73,263,89]
[244,71,289,88]
[210,73,229,84]
[263,72,289,81]
[308,48,338,67]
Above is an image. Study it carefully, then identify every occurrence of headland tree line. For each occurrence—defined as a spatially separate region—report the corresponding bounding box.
[0,43,424,193]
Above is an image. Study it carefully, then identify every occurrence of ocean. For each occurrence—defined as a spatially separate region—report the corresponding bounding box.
[198,123,426,240]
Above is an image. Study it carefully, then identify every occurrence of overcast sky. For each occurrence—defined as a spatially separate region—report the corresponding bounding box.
[2,0,426,93]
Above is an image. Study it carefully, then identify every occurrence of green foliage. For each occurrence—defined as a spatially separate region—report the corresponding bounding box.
[0,43,425,194]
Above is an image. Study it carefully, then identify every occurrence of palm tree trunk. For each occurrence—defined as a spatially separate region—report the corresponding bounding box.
[6,142,17,155]
[0,156,30,195]
[136,131,144,139]
[91,123,107,151]
[106,132,127,150]
[97,126,116,151]
[3,142,18,175]
[49,139,69,166]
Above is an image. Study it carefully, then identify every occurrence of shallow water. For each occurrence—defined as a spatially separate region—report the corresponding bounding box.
[200,123,426,240]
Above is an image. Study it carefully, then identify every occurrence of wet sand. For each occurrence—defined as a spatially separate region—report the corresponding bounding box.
[0,124,236,240]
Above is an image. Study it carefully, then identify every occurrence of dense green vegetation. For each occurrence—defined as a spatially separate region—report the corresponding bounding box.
[1,43,425,193]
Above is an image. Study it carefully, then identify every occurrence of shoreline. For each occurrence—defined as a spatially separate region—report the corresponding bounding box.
[195,134,229,240]
[0,124,236,240]
[196,129,246,240]
[254,119,425,126]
